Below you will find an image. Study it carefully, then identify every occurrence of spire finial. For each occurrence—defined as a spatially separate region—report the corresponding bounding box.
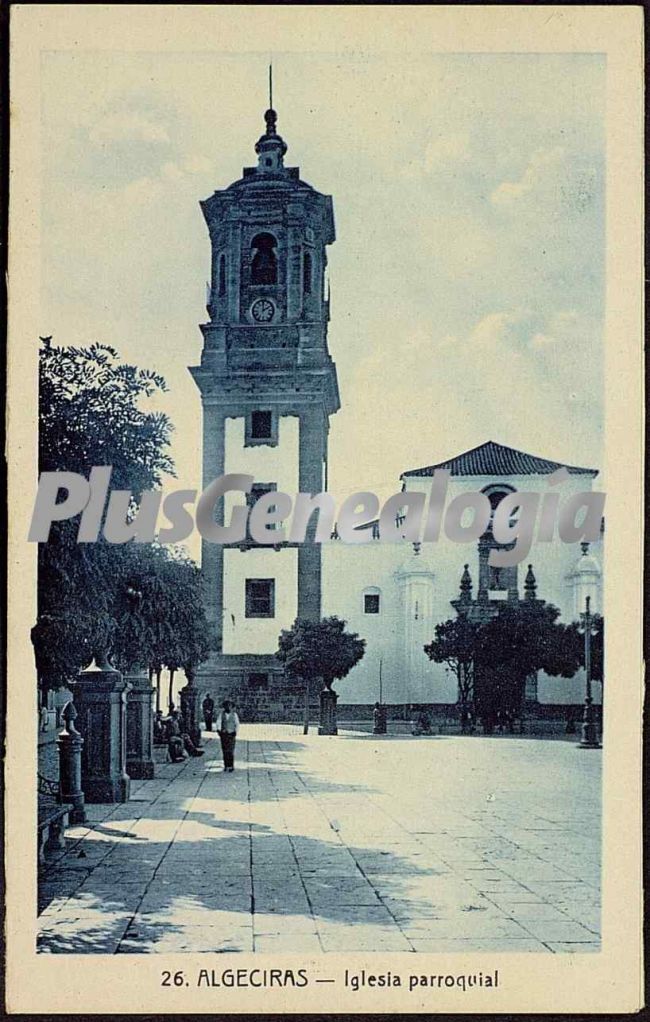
[256,64,287,169]
[263,63,277,136]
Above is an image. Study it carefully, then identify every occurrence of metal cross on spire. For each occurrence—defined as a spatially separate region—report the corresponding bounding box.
[269,63,273,110]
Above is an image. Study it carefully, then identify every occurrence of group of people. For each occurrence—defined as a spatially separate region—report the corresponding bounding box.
[153,697,240,771]
[154,706,204,761]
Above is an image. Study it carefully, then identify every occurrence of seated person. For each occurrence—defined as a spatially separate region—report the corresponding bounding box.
[412,710,432,735]
[167,709,204,759]
[153,710,167,746]
[165,712,186,762]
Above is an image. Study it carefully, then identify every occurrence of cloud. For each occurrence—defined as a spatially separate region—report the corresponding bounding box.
[490,147,565,207]
[400,131,470,180]
[468,311,525,349]
[89,111,170,145]
[530,310,583,349]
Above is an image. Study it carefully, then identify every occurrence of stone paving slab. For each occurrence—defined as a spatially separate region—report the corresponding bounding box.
[38,725,601,954]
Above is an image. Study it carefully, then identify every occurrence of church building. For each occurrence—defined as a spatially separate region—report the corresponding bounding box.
[189,103,602,723]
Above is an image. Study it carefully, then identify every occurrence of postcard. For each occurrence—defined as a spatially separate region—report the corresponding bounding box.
[6,4,644,1015]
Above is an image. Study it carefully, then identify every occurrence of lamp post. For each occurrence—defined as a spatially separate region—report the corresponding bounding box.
[373,659,387,734]
[579,596,601,749]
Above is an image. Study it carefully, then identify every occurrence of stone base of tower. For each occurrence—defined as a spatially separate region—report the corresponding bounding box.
[195,653,309,723]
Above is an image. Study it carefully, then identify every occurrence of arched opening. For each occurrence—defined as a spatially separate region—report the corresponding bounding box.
[303,250,312,295]
[251,232,277,285]
[218,254,226,296]
[478,484,518,596]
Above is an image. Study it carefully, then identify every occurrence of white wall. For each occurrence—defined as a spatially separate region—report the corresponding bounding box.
[222,414,300,654]
[323,469,603,705]
[223,546,298,654]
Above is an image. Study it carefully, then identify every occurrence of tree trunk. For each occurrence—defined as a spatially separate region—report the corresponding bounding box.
[152,668,161,713]
[155,668,162,713]
[168,668,175,711]
[303,682,310,735]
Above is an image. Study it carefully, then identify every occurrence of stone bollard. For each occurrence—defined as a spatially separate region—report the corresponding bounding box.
[74,655,131,803]
[372,704,387,735]
[318,687,339,735]
[179,674,202,750]
[57,701,86,823]
[126,670,155,779]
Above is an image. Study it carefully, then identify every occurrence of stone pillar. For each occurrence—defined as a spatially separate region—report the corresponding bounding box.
[372,704,387,735]
[524,671,539,709]
[57,701,86,823]
[73,658,131,804]
[202,404,226,651]
[125,670,155,780]
[319,687,338,735]
[298,408,325,621]
[179,671,202,749]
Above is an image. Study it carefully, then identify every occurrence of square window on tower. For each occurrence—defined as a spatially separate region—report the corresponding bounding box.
[246,409,277,446]
[364,593,380,614]
[245,579,275,618]
[252,410,272,438]
[246,483,278,536]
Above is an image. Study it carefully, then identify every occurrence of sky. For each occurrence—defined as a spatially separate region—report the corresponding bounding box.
[41,51,605,559]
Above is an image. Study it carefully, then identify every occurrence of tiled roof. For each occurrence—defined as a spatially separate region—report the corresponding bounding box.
[401,441,598,479]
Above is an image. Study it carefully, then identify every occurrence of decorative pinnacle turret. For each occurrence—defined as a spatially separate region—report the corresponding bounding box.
[524,564,537,600]
[459,563,473,602]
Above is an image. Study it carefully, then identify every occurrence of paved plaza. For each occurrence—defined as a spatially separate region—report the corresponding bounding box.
[38,725,601,954]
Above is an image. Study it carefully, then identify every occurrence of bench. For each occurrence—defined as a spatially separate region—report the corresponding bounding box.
[38,796,73,865]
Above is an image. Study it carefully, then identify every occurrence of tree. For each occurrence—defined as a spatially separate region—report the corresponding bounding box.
[474,602,582,730]
[38,339,173,490]
[277,617,366,734]
[424,617,480,731]
[33,338,175,691]
[424,601,583,734]
[109,545,210,709]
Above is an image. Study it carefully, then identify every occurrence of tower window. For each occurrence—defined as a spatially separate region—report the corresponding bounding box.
[247,483,278,533]
[479,485,518,598]
[246,409,278,447]
[245,579,275,618]
[364,593,380,614]
[303,251,312,295]
[218,254,226,297]
[251,410,273,439]
[251,232,277,285]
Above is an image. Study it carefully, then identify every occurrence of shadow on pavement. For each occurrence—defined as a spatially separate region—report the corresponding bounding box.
[37,738,447,953]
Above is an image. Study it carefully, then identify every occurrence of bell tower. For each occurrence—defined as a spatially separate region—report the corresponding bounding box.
[190,89,340,699]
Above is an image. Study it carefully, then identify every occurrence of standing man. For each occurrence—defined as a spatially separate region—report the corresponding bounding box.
[202,693,215,732]
[217,700,240,772]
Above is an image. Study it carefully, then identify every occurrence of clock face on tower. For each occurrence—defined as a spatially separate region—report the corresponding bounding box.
[251,298,275,323]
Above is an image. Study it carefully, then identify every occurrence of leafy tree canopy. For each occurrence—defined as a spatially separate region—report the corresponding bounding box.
[424,616,480,706]
[33,339,210,689]
[425,600,584,722]
[39,338,174,492]
[277,616,366,691]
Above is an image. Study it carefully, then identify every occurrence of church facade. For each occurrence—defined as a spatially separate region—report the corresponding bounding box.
[189,106,602,721]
